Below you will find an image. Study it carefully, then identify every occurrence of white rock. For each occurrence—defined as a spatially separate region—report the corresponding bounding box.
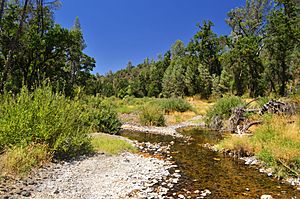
[260,195,273,199]
[178,194,185,198]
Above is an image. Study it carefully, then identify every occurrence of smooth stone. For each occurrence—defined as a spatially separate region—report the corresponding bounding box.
[178,194,185,198]
[261,195,273,199]
[194,190,200,194]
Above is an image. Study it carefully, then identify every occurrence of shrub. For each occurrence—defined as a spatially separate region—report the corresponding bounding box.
[0,86,92,159]
[139,105,165,126]
[81,96,121,134]
[205,96,245,125]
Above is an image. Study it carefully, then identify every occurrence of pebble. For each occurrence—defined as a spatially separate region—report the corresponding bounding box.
[178,194,185,198]
[21,191,31,197]
[201,189,211,197]
[260,195,273,199]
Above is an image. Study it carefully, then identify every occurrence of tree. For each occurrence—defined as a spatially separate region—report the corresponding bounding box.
[171,40,185,59]
[162,41,187,97]
[265,0,300,96]
[162,58,186,97]
[197,64,212,99]
[184,56,199,96]
[0,1,94,95]
[187,20,222,76]
[224,0,271,96]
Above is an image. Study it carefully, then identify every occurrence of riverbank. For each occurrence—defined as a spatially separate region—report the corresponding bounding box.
[0,139,181,199]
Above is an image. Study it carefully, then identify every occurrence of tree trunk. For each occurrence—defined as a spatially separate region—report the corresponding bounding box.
[0,0,5,22]
[279,60,287,96]
[0,0,29,93]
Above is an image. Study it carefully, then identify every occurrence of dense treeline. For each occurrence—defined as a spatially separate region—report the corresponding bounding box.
[87,0,299,98]
[0,0,299,98]
[0,0,95,96]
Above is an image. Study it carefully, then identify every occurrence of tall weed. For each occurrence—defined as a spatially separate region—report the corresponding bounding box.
[0,144,50,176]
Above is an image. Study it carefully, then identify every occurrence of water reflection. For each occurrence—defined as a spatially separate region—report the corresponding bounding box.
[121,128,299,198]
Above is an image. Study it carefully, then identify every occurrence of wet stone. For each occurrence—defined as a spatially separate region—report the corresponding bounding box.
[21,191,31,197]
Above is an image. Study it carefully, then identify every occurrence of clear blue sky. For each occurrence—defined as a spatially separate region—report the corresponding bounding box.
[54,0,244,75]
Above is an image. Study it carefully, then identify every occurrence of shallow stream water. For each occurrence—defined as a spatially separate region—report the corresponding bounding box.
[121,128,299,198]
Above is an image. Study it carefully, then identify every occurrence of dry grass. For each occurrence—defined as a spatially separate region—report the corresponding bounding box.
[0,144,51,176]
[217,135,254,154]
[165,111,197,125]
[253,115,300,161]
[186,97,213,115]
[217,114,300,177]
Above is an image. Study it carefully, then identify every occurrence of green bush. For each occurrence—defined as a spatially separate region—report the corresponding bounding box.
[0,87,93,159]
[205,96,245,125]
[139,105,165,126]
[81,96,121,134]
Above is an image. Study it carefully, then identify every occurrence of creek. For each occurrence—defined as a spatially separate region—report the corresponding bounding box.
[121,128,299,198]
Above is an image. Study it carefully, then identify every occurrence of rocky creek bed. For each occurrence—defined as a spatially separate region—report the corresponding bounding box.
[0,140,183,199]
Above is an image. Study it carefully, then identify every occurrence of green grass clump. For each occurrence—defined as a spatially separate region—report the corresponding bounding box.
[139,105,165,126]
[91,134,136,155]
[205,96,245,124]
[252,116,300,177]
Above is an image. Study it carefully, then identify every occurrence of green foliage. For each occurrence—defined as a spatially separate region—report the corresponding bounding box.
[0,1,95,96]
[162,58,186,97]
[258,149,277,167]
[205,96,245,124]
[0,86,92,159]
[197,64,213,99]
[139,105,165,126]
[187,20,222,76]
[81,96,121,134]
